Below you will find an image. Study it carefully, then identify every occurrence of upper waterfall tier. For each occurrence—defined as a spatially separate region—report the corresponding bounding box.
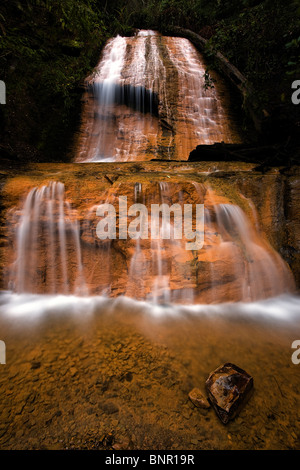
[74,30,241,162]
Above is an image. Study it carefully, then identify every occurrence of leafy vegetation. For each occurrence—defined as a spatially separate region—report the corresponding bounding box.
[0,0,113,160]
[0,0,299,161]
[206,1,300,106]
[133,1,300,101]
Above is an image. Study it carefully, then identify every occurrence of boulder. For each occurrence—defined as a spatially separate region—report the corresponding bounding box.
[205,363,253,424]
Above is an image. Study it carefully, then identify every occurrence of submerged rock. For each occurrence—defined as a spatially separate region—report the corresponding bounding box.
[188,388,210,409]
[98,401,119,415]
[205,363,253,424]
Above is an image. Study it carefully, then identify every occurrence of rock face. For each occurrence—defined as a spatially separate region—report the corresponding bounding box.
[0,162,297,302]
[206,363,254,424]
[73,31,240,162]
[188,142,299,167]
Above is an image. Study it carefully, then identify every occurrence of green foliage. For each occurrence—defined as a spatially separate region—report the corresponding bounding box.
[0,0,109,159]
[285,35,300,75]
[0,0,299,160]
[205,0,300,107]
[128,0,300,110]
[203,69,214,90]
[130,0,269,30]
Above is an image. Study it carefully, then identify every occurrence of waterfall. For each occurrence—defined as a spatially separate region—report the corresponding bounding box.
[215,204,293,301]
[125,182,196,304]
[7,180,294,304]
[201,188,295,303]
[164,36,232,154]
[126,183,147,300]
[75,30,240,162]
[10,182,87,295]
[3,21,296,304]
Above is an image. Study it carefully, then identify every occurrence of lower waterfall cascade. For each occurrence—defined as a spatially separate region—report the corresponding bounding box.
[5,178,295,305]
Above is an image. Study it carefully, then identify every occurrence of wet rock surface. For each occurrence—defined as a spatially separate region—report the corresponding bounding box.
[188,388,210,409]
[206,363,254,424]
[0,162,297,299]
[73,32,240,163]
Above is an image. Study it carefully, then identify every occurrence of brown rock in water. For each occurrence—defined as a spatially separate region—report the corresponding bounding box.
[188,388,210,409]
[205,363,253,424]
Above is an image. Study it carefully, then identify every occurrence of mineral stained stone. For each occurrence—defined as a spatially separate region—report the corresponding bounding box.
[205,363,254,424]
[188,388,210,409]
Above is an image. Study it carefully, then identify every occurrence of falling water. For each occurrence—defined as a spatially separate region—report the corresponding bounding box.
[9,182,87,295]
[214,203,293,301]
[125,182,196,304]
[6,180,295,304]
[1,23,299,454]
[75,30,240,162]
[126,183,147,299]
[164,36,234,155]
